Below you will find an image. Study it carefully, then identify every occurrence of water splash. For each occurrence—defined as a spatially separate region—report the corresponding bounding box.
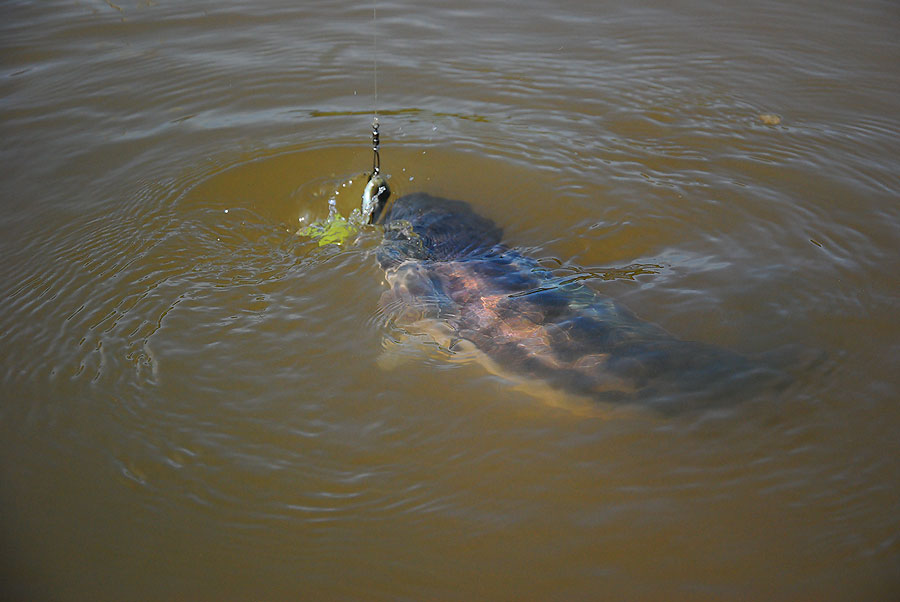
[296,178,372,246]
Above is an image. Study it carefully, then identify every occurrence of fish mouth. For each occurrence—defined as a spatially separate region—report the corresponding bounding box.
[362,173,391,225]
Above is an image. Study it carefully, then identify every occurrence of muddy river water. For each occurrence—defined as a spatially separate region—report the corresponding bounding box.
[1,0,898,599]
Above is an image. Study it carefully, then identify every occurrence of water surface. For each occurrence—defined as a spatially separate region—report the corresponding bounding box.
[1,0,898,600]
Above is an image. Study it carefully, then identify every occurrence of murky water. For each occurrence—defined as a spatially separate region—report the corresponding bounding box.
[2,0,898,599]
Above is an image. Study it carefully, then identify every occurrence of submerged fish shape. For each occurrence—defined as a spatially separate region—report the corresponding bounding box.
[371,192,783,412]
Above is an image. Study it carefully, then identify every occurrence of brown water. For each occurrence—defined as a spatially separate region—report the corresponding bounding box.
[2,0,899,599]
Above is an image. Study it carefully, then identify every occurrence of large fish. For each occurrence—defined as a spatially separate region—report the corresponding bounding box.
[363,181,784,412]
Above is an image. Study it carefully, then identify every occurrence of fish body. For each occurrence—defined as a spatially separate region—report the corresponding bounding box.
[373,192,780,410]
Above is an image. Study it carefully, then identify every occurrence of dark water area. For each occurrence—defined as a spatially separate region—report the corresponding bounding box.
[1,0,898,600]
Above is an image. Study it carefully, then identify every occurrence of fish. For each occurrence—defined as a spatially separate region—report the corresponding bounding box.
[363,183,786,413]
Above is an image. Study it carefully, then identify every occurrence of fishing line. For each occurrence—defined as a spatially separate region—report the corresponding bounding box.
[373,1,378,123]
[371,0,381,175]
[361,0,390,226]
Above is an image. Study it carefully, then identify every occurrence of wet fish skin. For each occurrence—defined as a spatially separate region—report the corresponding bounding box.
[376,193,784,410]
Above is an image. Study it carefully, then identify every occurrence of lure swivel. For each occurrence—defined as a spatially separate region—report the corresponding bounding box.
[371,119,381,175]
